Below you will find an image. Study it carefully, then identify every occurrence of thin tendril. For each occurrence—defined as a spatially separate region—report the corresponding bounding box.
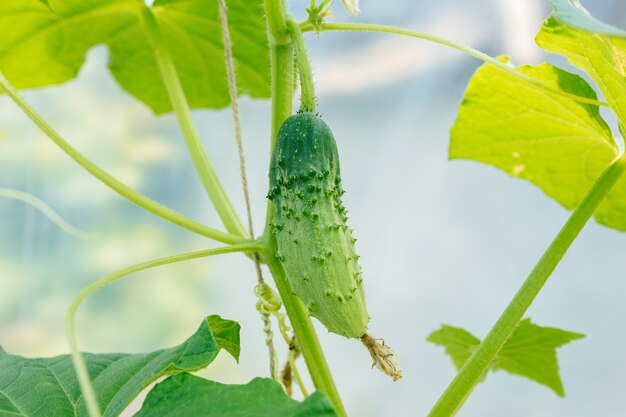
[288,344,308,397]
[66,243,261,417]
[0,71,244,245]
[307,22,609,108]
[0,188,96,240]
[255,283,283,379]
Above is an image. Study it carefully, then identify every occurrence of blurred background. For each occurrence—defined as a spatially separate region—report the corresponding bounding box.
[1,0,625,416]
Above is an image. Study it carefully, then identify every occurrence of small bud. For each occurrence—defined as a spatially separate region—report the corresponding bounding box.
[361,333,402,381]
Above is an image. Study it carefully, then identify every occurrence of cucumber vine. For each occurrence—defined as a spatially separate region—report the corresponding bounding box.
[1,0,625,416]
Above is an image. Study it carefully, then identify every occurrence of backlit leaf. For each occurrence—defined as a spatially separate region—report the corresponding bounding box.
[428,318,584,396]
[0,0,270,113]
[450,58,626,231]
[536,0,626,125]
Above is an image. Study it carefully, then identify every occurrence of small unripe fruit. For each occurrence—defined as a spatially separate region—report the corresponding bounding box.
[268,112,369,338]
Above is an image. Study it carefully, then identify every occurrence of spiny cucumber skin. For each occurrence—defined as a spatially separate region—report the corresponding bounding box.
[268,112,369,338]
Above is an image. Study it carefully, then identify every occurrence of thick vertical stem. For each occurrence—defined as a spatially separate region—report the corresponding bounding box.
[263,42,295,231]
[264,0,290,45]
[267,259,347,417]
[428,153,626,417]
[269,43,295,151]
[263,1,347,415]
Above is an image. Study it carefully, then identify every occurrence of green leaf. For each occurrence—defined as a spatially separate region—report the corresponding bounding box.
[0,315,240,417]
[205,314,241,362]
[536,0,626,126]
[450,59,626,231]
[426,325,480,370]
[135,374,338,417]
[427,318,584,396]
[534,3,626,232]
[495,319,585,396]
[0,0,140,89]
[0,0,270,113]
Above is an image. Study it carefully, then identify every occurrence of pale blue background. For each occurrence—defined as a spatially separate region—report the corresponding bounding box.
[1,1,625,416]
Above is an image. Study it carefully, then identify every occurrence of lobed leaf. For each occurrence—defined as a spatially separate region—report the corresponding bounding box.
[495,318,585,396]
[536,0,626,126]
[533,0,626,230]
[428,318,584,396]
[0,315,240,417]
[0,0,270,114]
[450,58,626,231]
[426,325,480,370]
[135,374,338,417]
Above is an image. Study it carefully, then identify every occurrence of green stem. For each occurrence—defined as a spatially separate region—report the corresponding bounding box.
[66,242,264,417]
[141,7,248,239]
[264,0,291,45]
[267,258,347,417]
[287,17,316,113]
[309,22,608,108]
[0,72,244,245]
[263,1,346,415]
[0,188,95,240]
[289,348,309,397]
[428,152,626,417]
[264,6,295,231]
[268,43,295,152]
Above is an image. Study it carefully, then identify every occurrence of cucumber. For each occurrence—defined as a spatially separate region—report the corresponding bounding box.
[268,112,369,338]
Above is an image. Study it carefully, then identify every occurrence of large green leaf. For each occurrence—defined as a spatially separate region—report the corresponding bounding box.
[0,0,270,113]
[135,374,338,417]
[428,319,584,396]
[0,315,240,417]
[0,0,139,89]
[450,59,626,230]
[536,0,626,126]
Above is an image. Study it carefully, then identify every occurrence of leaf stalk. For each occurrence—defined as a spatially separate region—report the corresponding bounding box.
[141,7,249,239]
[0,72,244,245]
[267,258,347,417]
[428,152,626,417]
[309,22,609,108]
[287,17,317,113]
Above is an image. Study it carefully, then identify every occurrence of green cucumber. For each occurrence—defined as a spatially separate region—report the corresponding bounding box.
[268,112,369,338]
